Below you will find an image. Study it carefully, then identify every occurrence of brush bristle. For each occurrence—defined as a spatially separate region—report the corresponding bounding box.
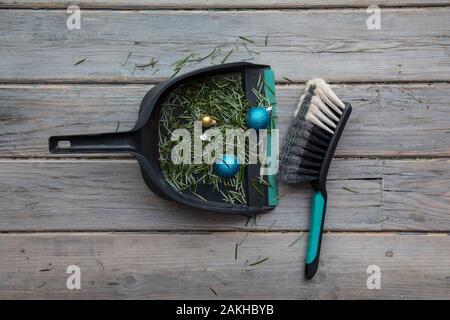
[280,79,344,183]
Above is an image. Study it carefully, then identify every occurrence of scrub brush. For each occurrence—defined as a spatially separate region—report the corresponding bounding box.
[279,79,352,279]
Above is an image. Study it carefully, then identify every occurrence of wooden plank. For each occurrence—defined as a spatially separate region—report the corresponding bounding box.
[2,159,448,232]
[0,159,382,232]
[0,232,449,299]
[0,9,449,82]
[2,0,449,9]
[382,159,450,231]
[1,83,449,158]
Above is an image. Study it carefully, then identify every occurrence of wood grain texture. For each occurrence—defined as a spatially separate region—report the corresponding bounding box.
[1,84,449,158]
[0,159,382,232]
[2,0,449,9]
[0,9,449,83]
[0,159,449,232]
[382,159,450,231]
[0,232,449,299]
[0,2,448,302]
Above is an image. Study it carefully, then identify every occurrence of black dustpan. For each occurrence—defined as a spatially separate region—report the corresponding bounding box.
[49,62,279,214]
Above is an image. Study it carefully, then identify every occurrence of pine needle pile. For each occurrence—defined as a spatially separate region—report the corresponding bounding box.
[158,73,250,204]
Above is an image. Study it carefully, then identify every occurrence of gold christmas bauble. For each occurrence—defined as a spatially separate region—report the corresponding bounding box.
[201,115,217,128]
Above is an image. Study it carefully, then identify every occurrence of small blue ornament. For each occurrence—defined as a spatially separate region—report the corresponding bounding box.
[213,154,240,178]
[246,106,270,130]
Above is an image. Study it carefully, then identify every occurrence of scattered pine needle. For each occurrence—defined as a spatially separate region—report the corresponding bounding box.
[241,259,252,273]
[244,216,254,227]
[342,187,359,194]
[121,52,132,66]
[136,57,158,69]
[235,232,249,260]
[209,287,218,296]
[37,282,47,289]
[241,42,259,56]
[243,215,258,227]
[221,49,233,64]
[262,79,275,96]
[251,180,265,197]
[238,232,249,246]
[264,219,277,233]
[171,48,221,77]
[248,256,270,267]
[282,76,294,84]
[238,36,255,44]
[406,92,423,103]
[212,274,227,285]
[288,232,305,248]
[74,58,86,66]
[265,34,269,46]
[171,53,195,77]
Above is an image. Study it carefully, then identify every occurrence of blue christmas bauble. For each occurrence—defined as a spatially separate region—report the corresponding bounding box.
[246,106,270,130]
[213,154,240,178]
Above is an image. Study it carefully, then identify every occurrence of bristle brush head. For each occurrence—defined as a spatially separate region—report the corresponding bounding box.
[308,79,345,110]
[280,79,347,185]
[280,119,329,183]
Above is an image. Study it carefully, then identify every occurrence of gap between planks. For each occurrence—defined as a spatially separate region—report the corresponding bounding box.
[1,3,450,10]
[1,80,450,86]
[0,156,449,162]
[0,230,447,236]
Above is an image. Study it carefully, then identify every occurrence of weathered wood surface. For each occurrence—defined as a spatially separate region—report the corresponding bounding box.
[382,159,450,231]
[0,232,449,299]
[2,0,449,9]
[0,159,448,232]
[0,2,449,300]
[1,9,450,83]
[1,83,449,158]
[0,159,382,231]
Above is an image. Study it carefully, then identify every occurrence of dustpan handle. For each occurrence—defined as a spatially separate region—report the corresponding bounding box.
[49,131,139,154]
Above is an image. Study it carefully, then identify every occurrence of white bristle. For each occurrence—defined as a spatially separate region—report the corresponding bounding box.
[303,79,346,134]
[311,96,339,122]
[315,87,342,115]
[305,112,334,134]
[305,79,318,88]
[311,79,345,109]
[294,93,306,117]
[308,104,336,129]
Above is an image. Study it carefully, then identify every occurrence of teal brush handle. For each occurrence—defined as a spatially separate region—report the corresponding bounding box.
[305,191,327,280]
